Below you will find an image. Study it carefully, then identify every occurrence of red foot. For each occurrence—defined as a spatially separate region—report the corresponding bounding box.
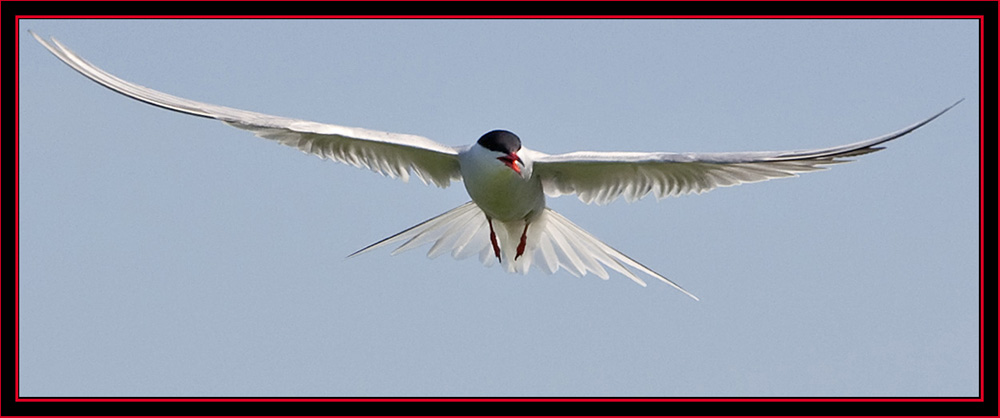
[515,222,529,260]
[488,218,501,262]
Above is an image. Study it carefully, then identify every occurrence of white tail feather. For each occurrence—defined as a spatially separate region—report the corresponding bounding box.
[349,201,698,300]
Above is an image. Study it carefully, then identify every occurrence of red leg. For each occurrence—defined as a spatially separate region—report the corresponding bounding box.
[515,221,529,260]
[488,218,501,262]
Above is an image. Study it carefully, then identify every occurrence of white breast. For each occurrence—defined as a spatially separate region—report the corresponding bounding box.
[458,145,545,222]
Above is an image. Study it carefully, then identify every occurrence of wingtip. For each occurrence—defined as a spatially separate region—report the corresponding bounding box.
[941,98,965,113]
[918,98,965,127]
[28,30,62,57]
[346,246,371,259]
[27,30,55,46]
[28,29,45,44]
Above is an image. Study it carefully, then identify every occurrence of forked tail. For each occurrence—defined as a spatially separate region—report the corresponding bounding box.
[349,201,698,300]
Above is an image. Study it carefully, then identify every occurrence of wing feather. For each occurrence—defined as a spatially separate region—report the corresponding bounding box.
[533,100,961,204]
[32,32,462,187]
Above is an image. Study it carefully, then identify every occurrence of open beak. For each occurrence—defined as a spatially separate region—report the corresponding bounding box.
[497,152,523,174]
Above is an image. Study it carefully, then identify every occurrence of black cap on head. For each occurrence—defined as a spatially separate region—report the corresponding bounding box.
[477,130,521,154]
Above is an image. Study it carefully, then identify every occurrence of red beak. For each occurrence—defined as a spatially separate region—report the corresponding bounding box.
[497,152,523,174]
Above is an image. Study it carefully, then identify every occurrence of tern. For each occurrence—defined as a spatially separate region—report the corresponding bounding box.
[32,32,961,300]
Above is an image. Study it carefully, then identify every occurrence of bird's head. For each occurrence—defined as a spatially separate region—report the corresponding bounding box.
[477,130,524,175]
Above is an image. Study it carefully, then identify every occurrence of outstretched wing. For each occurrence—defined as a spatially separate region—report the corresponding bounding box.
[31,32,463,187]
[532,100,962,204]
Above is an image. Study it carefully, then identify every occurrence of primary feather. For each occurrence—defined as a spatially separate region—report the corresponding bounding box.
[532,100,962,205]
[31,31,463,188]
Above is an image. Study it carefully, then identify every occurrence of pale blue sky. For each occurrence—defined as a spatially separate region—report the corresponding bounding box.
[18,18,980,397]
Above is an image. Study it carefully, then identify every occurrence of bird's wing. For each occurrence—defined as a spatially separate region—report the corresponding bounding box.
[31,32,463,187]
[531,101,962,205]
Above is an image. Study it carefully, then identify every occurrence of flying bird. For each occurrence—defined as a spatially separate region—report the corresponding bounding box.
[31,32,962,300]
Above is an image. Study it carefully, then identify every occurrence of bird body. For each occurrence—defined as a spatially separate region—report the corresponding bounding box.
[31,31,961,301]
